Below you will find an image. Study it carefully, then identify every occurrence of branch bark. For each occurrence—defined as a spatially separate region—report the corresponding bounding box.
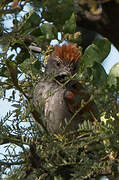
[77,1,119,50]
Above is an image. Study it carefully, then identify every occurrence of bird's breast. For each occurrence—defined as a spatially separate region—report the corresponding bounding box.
[43,84,71,133]
[34,81,71,133]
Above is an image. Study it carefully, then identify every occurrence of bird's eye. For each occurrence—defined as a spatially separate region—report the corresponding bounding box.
[56,61,61,67]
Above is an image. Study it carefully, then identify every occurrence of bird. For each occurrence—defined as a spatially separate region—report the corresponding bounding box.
[33,44,98,134]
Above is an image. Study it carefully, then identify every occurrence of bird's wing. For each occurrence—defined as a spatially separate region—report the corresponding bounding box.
[33,81,46,109]
[64,89,91,114]
[64,81,99,121]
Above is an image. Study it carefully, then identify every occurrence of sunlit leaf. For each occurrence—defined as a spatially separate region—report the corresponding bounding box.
[108,62,119,87]
[54,176,63,180]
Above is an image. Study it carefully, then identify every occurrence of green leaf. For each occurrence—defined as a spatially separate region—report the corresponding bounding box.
[11,104,20,108]
[7,54,15,61]
[40,23,58,40]
[81,39,111,68]
[19,9,41,33]
[63,13,76,34]
[108,62,119,87]
[15,49,30,64]
[33,60,42,71]
[30,27,42,37]
[35,35,46,44]
[92,62,107,87]
[6,60,18,86]
[0,66,9,77]
[42,0,74,27]
[0,87,3,99]
[19,58,32,74]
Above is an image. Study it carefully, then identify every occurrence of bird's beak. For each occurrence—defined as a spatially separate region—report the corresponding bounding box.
[55,71,71,83]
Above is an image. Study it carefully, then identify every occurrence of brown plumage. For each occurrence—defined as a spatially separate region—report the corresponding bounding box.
[51,44,81,62]
[33,44,98,133]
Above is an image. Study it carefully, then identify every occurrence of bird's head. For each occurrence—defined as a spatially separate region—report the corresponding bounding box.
[46,44,81,82]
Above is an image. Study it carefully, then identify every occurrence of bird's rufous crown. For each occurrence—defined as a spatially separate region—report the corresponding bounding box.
[51,44,81,62]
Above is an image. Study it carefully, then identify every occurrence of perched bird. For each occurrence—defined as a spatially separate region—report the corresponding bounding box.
[33,44,98,133]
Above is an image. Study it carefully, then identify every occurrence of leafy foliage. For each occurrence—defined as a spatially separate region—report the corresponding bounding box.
[0,0,119,180]
[81,39,111,68]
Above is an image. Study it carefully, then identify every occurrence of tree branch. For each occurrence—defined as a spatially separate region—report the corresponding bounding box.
[0,160,25,166]
[77,1,119,50]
